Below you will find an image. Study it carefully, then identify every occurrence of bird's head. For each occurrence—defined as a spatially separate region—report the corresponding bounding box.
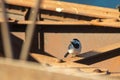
[71,38,80,49]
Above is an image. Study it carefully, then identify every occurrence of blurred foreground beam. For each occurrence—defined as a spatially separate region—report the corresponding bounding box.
[20,0,41,60]
[0,0,13,58]
[1,58,120,80]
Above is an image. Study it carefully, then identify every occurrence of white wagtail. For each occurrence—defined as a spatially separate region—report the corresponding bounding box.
[64,38,82,58]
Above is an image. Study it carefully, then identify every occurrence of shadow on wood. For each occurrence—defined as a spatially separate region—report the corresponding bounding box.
[75,48,120,65]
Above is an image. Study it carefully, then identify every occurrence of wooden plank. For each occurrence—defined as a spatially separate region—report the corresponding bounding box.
[0,19,120,28]
[16,20,91,25]
[0,58,92,80]
[90,19,120,28]
[0,19,90,25]
[15,20,120,28]
[94,42,120,53]
[5,0,120,19]
[0,58,119,80]
[31,53,111,73]
[30,53,89,68]
[41,14,79,21]
[14,20,120,28]
[43,41,120,62]
[30,42,120,73]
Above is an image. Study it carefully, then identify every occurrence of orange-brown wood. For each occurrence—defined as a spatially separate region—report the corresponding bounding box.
[5,0,120,19]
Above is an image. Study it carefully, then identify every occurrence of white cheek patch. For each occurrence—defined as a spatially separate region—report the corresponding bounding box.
[56,8,63,12]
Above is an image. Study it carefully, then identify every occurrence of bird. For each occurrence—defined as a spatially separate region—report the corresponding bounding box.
[64,38,82,58]
[116,5,120,12]
[116,5,120,18]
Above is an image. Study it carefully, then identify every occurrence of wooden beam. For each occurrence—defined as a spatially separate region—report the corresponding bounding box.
[90,19,120,28]
[94,42,120,53]
[5,0,120,19]
[0,19,120,28]
[14,20,120,28]
[30,53,110,73]
[41,14,79,21]
[16,20,91,25]
[0,58,91,80]
[0,58,119,80]
[81,42,120,58]
[30,53,89,68]
[18,20,120,28]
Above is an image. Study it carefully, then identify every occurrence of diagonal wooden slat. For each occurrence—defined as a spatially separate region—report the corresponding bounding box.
[20,0,42,60]
[0,0,13,58]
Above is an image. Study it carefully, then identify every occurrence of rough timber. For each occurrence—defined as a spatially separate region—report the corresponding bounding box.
[0,0,120,80]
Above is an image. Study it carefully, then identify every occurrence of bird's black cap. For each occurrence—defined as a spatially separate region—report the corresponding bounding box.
[73,38,80,42]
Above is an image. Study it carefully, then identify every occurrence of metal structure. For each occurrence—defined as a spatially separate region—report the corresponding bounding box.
[0,0,120,80]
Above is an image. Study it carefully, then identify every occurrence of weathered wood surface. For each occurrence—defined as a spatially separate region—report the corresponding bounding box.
[0,58,93,80]
[5,0,120,19]
[1,58,120,80]
[30,53,89,68]
[16,20,120,28]
[41,14,79,21]
[0,19,120,28]
[93,42,120,53]
[36,42,120,63]
[30,53,110,73]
